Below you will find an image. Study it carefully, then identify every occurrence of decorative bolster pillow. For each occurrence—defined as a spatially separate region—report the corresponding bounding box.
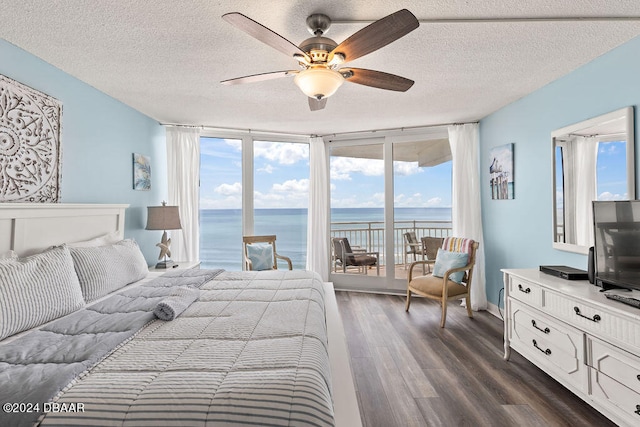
[69,239,149,303]
[153,287,200,321]
[0,245,85,341]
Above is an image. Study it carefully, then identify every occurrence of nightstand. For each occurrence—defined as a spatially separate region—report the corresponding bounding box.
[149,260,201,271]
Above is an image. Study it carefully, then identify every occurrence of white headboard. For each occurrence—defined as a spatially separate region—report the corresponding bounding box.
[0,203,128,257]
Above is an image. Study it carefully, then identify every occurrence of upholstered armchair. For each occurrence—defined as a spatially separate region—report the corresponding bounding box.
[242,235,292,271]
[331,237,380,275]
[405,237,479,327]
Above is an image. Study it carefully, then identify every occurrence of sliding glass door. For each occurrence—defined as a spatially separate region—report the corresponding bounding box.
[329,131,452,292]
[329,142,385,286]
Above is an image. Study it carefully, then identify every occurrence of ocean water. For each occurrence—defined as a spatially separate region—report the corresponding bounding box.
[199,207,452,270]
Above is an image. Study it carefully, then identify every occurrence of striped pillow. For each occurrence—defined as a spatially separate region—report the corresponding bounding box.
[442,237,475,256]
[0,245,85,341]
[69,239,148,302]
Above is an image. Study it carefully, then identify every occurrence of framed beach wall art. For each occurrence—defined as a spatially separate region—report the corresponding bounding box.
[489,143,514,200]
[133,153,151,190]
[0,74,63,202]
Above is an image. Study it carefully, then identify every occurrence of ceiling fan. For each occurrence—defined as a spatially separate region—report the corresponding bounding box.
[220,9,419,111]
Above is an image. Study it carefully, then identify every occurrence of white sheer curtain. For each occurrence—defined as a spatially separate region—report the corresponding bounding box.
[574,136,598,247]
[306,136,329,281]
[166,126,201,262]
[448,123,487,311]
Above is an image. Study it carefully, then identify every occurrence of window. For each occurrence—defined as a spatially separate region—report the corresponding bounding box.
[253,141,309,269]
[199,137,243,269]
[199,136,309,270]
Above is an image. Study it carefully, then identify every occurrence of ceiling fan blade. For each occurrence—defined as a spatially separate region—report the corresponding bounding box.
[342,68,414,92]
[308,97,327,111]
[223,13,310,62]
[330,9,419,63]
[221,70,296,86]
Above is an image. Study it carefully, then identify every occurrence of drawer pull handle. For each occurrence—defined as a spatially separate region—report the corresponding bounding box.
[637,374,640,382]
[573,306,601,322]
[518,284,531,294]
[635,405,640,416]
[532,339,551,356]
[531,320,550,334]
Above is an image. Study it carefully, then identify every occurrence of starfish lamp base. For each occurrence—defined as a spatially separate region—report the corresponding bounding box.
[155,259,176,269]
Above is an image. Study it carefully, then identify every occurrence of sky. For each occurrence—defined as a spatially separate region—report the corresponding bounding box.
[199,137,453,210]
[596,140,629,200]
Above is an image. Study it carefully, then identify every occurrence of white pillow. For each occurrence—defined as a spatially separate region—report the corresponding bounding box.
[69,239,149,302]
[0,245,85,340]
[0,250,17,260]
[67,231,122,248]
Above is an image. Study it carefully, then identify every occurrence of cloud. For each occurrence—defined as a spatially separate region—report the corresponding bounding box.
[330,157,384,181]
[224,139,242,151]
[394,193,445,207]
[258,164,275,174]
[425,197,443,206]
[254,141,309,165]
[394,161,422,176]
[214,182,242,196]
[598,191,628,201]
[272,178,309,193]
[599,140,624,155]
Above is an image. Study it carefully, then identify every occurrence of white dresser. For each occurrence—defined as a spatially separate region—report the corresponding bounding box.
[503,269,640,426]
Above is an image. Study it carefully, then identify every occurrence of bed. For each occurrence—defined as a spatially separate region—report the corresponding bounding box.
[0,204,361,427]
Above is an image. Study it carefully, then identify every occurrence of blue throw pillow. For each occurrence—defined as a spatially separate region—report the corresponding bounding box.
[246,243,274,271]
[432,249,469,283]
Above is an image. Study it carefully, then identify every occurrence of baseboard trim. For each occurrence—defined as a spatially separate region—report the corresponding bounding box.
[486,301,504,321]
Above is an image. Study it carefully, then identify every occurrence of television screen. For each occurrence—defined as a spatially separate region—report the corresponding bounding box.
[593,200,640,291]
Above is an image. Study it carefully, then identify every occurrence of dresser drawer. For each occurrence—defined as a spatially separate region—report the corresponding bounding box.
[509,300,585,389]
[508,276,542,307]
[544,291,640,351]
[589,367,640,426]
[588,337,640,395]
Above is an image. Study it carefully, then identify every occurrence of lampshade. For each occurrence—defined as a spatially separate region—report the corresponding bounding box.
[294,67,344,99]
[146,205,182,230]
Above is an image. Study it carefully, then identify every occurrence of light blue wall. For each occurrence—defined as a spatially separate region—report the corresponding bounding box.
[0,39,167,264]
[479,35,640,306]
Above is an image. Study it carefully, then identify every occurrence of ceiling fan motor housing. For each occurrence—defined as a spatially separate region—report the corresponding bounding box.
[298,36,338,63]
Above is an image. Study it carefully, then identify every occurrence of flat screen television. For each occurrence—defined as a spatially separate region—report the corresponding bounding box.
[593,200,640,291]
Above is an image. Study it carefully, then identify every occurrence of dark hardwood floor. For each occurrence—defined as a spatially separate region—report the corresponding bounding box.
[335,291,616,427]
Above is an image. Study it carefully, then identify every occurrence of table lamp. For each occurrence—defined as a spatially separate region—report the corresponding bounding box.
[146,201,182,268]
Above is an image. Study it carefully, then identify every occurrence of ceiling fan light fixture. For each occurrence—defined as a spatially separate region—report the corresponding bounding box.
[294,67,344,99]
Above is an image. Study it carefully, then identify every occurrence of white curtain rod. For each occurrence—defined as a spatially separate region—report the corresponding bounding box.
[161,121,478,140]
[161,123,312,139]
[332,16,640,25]
[320,121,477,139]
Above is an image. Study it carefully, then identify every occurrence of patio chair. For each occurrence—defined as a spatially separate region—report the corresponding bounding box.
[332,237,380,275]
[403,231,425,267]
[242,235,292,271]
[420,236,444,273]
[405,237,479,327]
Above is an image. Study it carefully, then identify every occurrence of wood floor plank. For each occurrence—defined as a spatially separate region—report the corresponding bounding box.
[351,356,397,427]
[501,404,549,427]
[369,345,428,426]
[336,291,617,427]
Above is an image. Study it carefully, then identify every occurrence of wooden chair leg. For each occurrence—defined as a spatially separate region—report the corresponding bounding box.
[440,298,447,328]
[466,294,473,318]
[405,289,411,312]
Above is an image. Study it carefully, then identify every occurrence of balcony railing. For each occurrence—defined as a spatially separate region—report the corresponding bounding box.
[330,220,452,266]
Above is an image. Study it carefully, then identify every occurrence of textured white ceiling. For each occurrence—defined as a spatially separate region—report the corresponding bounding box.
[1,1,639,135]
